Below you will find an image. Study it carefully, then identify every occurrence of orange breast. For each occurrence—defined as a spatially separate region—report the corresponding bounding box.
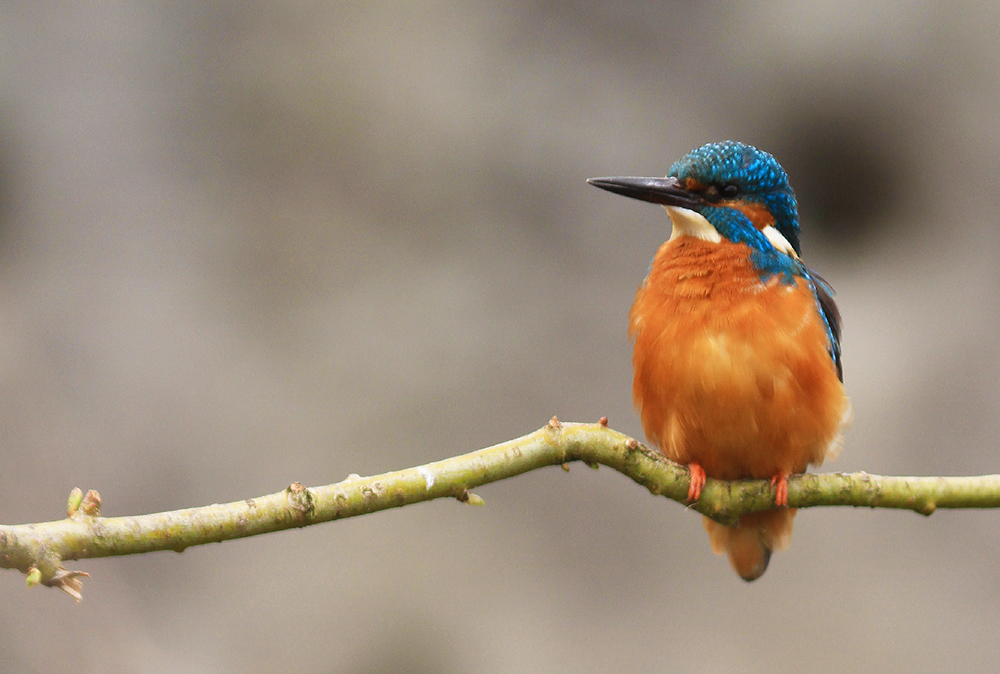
[629,236,849,480]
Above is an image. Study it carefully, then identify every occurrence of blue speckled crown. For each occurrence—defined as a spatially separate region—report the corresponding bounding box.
[669,141,801,255]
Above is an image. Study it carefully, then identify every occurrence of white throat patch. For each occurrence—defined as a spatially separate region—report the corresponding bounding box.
[761,225,799,258]
[665,206,800,259]
[665,206,721,243]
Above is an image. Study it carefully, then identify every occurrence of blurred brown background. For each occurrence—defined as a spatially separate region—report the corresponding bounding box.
[2,3,999,673]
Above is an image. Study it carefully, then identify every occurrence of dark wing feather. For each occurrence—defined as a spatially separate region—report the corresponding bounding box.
[805,268,843,382]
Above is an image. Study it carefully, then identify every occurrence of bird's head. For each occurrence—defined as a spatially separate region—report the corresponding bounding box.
[589,141,802,260]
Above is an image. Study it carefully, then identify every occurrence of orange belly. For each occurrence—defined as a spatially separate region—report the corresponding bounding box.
[630,236,849,481]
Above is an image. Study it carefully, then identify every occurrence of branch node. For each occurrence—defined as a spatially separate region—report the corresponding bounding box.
[454,488,484,505]
[547,416,562,431]
[560,463,570,472]
[46,567,89,602]
[285,482,315,517]
[67,488,84,517]
[598,416,609,427]
[80,490,102,517]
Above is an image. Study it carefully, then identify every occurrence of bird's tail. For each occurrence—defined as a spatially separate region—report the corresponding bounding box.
[702,509,796,582]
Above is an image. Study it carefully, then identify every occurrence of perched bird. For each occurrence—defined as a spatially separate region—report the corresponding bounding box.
[589,141,851,581]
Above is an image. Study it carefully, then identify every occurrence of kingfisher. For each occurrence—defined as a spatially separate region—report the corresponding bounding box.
[589,141,851,581]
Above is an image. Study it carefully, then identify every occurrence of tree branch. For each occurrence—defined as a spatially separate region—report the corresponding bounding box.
[3,418,999,600]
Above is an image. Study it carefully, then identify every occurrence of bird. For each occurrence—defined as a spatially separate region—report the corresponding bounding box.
[588,141,851,581]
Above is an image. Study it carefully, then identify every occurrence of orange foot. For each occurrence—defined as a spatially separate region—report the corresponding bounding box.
[687,462,706,502]
[770,473,789,508]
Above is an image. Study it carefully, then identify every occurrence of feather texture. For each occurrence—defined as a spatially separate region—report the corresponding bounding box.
[630,235,850,580]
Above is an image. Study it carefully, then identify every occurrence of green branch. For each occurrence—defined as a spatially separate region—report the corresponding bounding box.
[3,418,999,600]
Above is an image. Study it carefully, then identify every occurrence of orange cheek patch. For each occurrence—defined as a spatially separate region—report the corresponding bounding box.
[726,201,775,230]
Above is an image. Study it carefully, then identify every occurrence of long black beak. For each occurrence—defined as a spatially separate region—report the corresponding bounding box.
[586,176,702,210]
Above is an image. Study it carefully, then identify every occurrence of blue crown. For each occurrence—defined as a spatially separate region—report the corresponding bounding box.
[669,141,801,255]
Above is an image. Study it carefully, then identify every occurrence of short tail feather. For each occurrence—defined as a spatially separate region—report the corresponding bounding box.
[702,510,796,582]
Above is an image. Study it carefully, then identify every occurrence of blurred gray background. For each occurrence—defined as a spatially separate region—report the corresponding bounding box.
[2,2,999,673]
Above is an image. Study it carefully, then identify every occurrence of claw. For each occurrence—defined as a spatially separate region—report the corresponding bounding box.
[687,462,706,502]
[770,473,789,507]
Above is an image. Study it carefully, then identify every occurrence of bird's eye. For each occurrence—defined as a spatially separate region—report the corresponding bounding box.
[720,184,740,199]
